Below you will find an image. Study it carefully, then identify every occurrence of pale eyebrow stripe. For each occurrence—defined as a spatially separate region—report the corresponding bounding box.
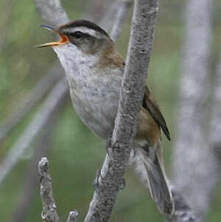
[62,27,106,39]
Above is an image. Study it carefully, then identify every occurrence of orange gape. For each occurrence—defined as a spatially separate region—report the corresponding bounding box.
[37,33,69,48]
[59,33,69,44]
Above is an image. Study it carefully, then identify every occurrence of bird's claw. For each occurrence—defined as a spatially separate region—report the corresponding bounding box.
[119,178,126,190]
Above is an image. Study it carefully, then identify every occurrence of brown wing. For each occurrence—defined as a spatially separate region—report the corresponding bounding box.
[142,86,171,141]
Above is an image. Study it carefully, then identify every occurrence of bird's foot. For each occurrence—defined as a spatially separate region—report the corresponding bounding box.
[119,178,126,190]
[93,168,103,191]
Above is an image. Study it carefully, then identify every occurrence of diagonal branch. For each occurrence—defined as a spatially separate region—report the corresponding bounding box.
[0,63,62,143]
[0,79,68,185]
[0,0,70,145]
[110,0,133,41]
[99,0,121,32]
[84,1,159,221]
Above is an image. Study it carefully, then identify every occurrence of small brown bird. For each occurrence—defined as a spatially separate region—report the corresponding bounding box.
[38,20,174,215]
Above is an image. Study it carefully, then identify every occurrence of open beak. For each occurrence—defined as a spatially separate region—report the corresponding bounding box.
[36,25,69,48]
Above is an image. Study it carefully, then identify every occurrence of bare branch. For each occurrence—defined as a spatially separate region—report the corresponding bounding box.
[99,0,122,32]
[172,0,215,221]
[38,157,79,222]
[84,1,159,221]
[33,0,69,26]
[0,79,68,185]
[110,0,133,41]
[38,157,60,222]
[0,63,62,143]
[67,211,79,222]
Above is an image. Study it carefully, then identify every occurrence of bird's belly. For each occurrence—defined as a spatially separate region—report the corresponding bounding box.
[68,77,120,139]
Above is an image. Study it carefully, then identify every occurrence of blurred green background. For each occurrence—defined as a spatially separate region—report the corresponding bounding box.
[0,0,221,221]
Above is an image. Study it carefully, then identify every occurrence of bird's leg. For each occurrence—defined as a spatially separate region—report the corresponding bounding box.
[93,134,113,190]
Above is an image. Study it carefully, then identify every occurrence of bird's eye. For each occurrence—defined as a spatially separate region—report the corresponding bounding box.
[71,31,83,39]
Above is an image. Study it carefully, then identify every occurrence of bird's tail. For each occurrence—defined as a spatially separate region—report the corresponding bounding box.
[131,141,174,215]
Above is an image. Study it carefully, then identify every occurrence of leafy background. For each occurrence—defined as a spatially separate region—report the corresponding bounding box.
[0,0,221,221]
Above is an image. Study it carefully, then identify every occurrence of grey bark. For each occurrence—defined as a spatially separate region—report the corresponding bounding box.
[38,157,60,222]
[0,63,62,143]
[172,0,216,221]
[0,79,68,185]
[84,0,159,222]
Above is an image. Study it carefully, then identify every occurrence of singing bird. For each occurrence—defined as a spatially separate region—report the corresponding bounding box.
[38,20,174,215]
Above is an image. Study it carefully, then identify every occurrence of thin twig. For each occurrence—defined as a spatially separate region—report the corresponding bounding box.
[0,79,68,185]
[84,1,159,221]
[99,0,121,32]
[0,63,62,143]
[38,157,60,222]
[110,0,133,41]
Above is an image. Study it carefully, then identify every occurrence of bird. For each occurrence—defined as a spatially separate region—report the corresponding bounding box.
[38,19,174,215]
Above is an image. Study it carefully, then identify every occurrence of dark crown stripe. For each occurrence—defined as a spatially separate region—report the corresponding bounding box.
[58,20,109,37]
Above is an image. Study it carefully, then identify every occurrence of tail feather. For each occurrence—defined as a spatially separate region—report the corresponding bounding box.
[132,144,174,215]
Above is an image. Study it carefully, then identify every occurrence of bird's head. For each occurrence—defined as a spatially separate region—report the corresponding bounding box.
[38,20,124,75]
[38,20,112,56]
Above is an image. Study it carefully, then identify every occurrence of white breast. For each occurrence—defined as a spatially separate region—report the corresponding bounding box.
[53,43,123,138]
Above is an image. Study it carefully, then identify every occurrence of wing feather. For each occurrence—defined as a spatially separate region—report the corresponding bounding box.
[142,86,171,141]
